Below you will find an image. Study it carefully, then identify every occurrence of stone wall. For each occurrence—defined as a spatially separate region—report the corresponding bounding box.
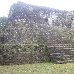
[0,43,74,65]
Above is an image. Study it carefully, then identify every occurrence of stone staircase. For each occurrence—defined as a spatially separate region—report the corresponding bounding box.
[47,43,74,63]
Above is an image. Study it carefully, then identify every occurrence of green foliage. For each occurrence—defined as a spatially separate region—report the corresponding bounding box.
[0,17,7,27]
[0,44,49,65]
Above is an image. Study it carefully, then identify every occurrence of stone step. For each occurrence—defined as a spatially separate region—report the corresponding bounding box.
[70,50,74,51]
[52,55,74,58]
[57,47,74,49]
[67,60,74,62]
[49,47,74,51]
[47,43,73,48]
[67,50,74,55]
[50,53,73,57]
[48,43,72,46]
[48,43,72,45]
[56,60,67,64]
[64,57,74,60]
[48,48,74,53]
[63,55,71,57]
[55,59,74,63]
[48,46,72,48]
[65,58,71,60]
[50,55,74,63]
[48,47,74,55]
[50,53,65,56]
[50,53,73,59]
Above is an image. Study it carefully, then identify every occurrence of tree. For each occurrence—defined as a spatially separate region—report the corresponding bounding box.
[0,17,8,44]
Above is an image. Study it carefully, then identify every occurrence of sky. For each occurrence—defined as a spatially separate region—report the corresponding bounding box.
[0,0,74,17]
